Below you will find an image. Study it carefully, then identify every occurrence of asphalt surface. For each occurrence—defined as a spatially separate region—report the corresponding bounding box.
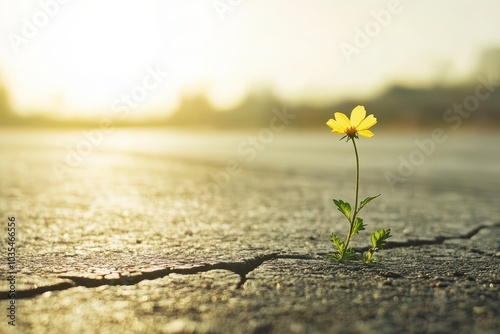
[0,129,499,333]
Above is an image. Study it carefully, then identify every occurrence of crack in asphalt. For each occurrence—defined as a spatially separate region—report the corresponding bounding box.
[354,223,500,252]
[1,253,279,300]
[2,223,498,300]
[7,282,76,300]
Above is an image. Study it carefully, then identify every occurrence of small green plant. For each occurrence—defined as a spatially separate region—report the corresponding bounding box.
[326,105,391,263]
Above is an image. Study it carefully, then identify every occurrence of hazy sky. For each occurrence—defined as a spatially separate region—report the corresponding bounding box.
[0,0,499,118]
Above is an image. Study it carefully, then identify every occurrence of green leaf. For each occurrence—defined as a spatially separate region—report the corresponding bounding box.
[330,233,345,253]
[350,217,366,238]
[328,252,342,261]
[364,250,374,264]
[329,248,357,262]
[333,199,351,221]
[358,194,381,213]
[370,228,392,250]
[343,248,358,261]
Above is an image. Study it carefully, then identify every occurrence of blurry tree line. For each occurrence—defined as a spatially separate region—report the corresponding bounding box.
[164,48,500,128]
[166,82,500,129]
[1,48,499,128]
[0,84,13,123]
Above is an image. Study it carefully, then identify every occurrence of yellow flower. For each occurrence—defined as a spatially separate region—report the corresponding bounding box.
[326,105,377,139]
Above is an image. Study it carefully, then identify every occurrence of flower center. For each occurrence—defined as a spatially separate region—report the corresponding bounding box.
[345,127,357,136]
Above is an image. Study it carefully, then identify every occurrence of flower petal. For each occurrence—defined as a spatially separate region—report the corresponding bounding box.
[358,129,374,138]
[356,114,377,130]
[326,119,345,133]
[350,105,366,128]
[334,112,351,129]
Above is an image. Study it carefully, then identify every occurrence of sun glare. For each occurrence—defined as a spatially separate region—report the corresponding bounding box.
[1,1,500,119]
[9,1,217,117]
[43,1,163,114]
[67,3,160,80]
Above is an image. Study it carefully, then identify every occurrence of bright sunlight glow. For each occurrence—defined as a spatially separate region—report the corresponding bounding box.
[0,0,500,118]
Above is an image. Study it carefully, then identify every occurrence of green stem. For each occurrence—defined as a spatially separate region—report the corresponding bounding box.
[340,138,360,260]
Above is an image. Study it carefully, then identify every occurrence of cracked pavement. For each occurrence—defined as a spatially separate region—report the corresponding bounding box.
[1,129,499,333]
